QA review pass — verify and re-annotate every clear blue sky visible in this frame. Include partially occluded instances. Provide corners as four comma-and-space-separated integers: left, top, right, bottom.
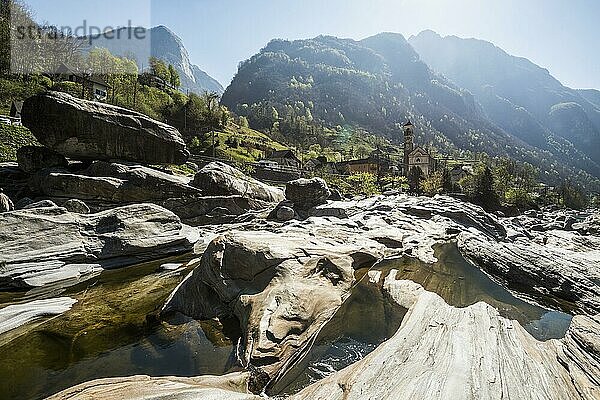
23, 0, 600, 89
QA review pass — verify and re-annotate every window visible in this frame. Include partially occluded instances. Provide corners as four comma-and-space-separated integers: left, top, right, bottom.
416, 158, 421, 163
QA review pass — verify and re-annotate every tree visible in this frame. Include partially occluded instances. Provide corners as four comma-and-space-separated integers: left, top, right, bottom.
441, 168, 453, 193
558, 181, 588, 210
474, 166, 500, 210
149, 57, 170, 81
421, 171, 443, 196
168, 64, 180, 88
408, 166, 424, 193
238, 116, 249, 128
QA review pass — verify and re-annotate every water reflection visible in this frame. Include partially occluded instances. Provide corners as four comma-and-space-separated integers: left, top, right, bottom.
270, 243, 573, 396
380, 243, 573, 341
0, 258, 239, 400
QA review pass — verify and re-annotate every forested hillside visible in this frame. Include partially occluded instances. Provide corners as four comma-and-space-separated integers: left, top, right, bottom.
222, 33, 600, 190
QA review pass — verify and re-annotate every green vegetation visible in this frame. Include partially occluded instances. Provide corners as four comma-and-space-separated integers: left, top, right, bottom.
0, 124, 39, 162
222, 34, 600, 192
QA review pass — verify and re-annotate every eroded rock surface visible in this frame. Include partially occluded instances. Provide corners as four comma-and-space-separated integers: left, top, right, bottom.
163, 229, 385, 389
0, 297, 77, 335
22, 91, 189, 165
0, 204, 198, 288
291, 276, 600, 400
23, 193, 600, 399
30, 161, 200, 203
47, 373, 260, 400
192, 162, 285, 203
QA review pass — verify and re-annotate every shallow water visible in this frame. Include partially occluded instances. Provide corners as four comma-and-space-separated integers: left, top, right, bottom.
0, 257, 240, 400
381, 243, 573, 341
268, 271, 407, 395
270, 243, 574, 395
0, 243, 575, 399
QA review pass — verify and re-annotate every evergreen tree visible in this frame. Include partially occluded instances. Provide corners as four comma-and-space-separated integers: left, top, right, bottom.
168, 64, 180, 88
408, 166, 424, 193
149, 57, 170, 82
474, 166, 500, 210
442, 168, 453, 193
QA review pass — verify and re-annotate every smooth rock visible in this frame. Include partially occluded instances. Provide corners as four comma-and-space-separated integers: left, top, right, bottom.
291, 276, 600, 400
0, 297, 77, 335
22, 199, 57, 209
16, 145, 68, 173
21, 91, 189, 165
0, 204, 198, 288
276, 206, 295, 221
163, 229, 385, 390
47, 373, 261, 400
458, 230, 600, 314
285, 178, 331, 211
63, 199, 90, 214
192, 162, 284, 203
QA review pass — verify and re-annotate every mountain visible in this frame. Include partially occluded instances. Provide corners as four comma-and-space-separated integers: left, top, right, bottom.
409, 30, 600, 169
222, 33, 600, 190
86, 25, 223, 94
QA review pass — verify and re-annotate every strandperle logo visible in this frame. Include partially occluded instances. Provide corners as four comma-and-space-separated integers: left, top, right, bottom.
14, 20, 147, 45
9, 0, 152, 74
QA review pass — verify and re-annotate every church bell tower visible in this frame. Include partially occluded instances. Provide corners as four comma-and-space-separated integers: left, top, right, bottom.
402, 120, 414, 175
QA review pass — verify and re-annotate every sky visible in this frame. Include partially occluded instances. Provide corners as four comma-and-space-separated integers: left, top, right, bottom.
23, 0, 600, 89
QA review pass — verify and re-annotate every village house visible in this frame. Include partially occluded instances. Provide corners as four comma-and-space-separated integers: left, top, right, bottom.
10, 101, 23, 120
266, 149, 302, 169
402, 120, 437, 177
450, 165, 473, 184
54, 63, 111, 101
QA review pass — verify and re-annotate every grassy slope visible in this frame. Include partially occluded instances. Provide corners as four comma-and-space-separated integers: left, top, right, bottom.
0, 124, 40, 162
196, 125, 288, 163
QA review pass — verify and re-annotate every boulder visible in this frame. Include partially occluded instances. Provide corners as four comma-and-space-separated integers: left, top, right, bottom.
16, 146, 68, 173
0, 203, 198, 289
0, 192, 14, 212
63, 199, 90, 214
276, 206, 295, 222
163, 230, 385, 391
28, 161, 276, 224
21, 91, 189, 165
285, 178, 331, 211
158, 196, 273, 225
30, 161, 201, 203
573, 212, 600, 235
192, 162, 284, 203
291, 277, 600, 400
0, 297, 77, 335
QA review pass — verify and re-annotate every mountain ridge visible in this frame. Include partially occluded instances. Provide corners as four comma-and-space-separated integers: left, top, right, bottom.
222, 31, 600, 190
85, 25, 224, 94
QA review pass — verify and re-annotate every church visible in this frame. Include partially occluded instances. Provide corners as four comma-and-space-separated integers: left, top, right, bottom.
402, 121, 437, 177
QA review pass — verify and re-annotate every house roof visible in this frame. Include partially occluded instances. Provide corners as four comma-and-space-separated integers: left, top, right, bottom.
56, 62, 82, 77
11, 101, 23, 113
408, 146, 431, 157
402, 120, 414, 128
88, 75, 111, 88
268, 150, 299, 160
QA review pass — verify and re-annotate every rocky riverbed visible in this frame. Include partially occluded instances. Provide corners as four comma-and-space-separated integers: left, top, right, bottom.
1, 93, 598, 400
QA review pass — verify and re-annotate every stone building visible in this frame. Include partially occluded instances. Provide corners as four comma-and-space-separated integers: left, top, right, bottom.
402, 120, 437, 177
